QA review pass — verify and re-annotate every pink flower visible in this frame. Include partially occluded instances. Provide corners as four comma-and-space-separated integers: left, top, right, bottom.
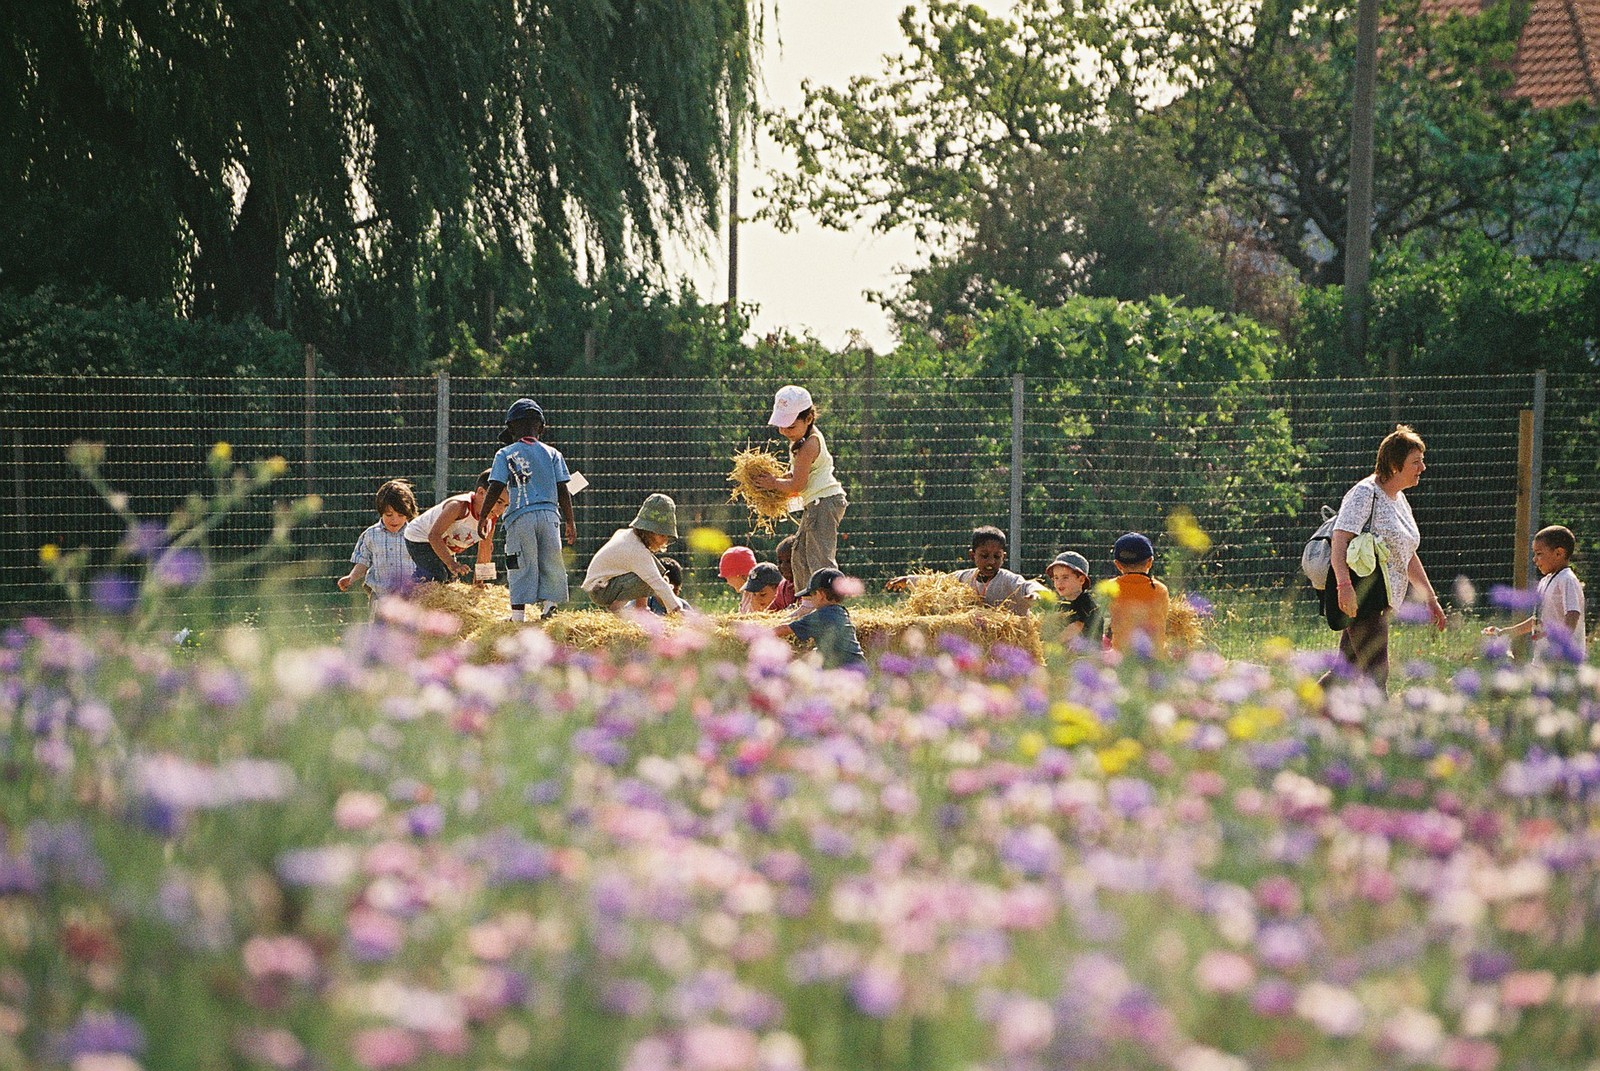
351, 1027, 420, 1070
1500, 970, 1556, 1008
1194, 950, 1256, 996
242, 935, 318, 983
335, 791, 387, 832
681, 1023, 760, 1071
994, 996, 1054, 1056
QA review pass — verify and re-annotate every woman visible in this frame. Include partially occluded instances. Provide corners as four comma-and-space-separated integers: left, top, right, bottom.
1324, 424, 1447, 687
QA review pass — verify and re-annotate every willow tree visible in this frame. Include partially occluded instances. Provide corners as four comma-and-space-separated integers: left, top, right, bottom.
0, 0, 756, 369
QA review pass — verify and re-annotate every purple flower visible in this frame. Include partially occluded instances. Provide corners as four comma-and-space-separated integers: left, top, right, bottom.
1106, 777, 1156, 818
0, 851, 40, 895
1250, 977, 1296, 1017
122, 520, 169, 559
58, 1010, 146, 1059
1184, 593, 1214, 618
25, 820, 105, 889
999, 825, 1062, 877
1394, 601, 1434, 625
848, 964, 903, 1018
89, 571, 140, 615
276, 846, 357, 887
1489, 584, 1540, 613
1465, 948, 1515, 984
151, 547, 206, 587
404, 803, 445, 838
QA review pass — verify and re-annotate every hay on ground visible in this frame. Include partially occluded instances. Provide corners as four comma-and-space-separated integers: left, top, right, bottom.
413, 581, 510, 644
727, 448, 794, 535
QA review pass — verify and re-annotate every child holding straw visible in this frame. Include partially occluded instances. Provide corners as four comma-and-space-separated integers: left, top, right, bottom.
752, 386, 848, 589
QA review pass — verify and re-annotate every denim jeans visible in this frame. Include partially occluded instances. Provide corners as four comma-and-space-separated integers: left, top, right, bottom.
503, 510, 567, 606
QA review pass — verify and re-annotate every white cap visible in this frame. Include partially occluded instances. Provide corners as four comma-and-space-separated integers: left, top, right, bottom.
768, 385, 814, 427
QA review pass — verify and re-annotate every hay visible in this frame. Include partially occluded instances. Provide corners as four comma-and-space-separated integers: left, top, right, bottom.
900, 571, 983, 616
414, 581, 1042, 664
855, 603, 1043, 663
1166, 597, 1208, 652
727, 448, 794, 535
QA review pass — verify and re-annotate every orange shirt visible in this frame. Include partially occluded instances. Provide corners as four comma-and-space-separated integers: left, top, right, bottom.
1106, 571, 1170, 657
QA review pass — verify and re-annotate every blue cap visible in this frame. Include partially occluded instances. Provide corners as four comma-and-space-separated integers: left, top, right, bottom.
742, 562, 784, 593
1113, 532, 1155, 564
1047, 551, 1091, 578
798, 567, 847, 599
505, 398, 544, 424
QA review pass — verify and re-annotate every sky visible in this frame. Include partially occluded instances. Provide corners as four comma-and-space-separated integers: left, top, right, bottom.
673, 0, 1015, 353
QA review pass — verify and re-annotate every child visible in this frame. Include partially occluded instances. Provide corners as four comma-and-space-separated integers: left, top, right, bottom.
752, 386, 848, 590
886, 526, 1039, 616
719, 545, 758, 611
339, 479, 418, 597
647, 557, 691, 616
770, 535, 799, 612
776, 567, 866, 670
1044, 550, 1101, 645
742, 562, 784, 613
582, 494, 683, 615
479, 399, 577, 622
1106, 532, 1169, 657
403, 469, 507, 585
1483, 525, 1586, 660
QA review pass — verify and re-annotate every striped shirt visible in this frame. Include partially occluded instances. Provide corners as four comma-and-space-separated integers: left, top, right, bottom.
351, 522, 413, 596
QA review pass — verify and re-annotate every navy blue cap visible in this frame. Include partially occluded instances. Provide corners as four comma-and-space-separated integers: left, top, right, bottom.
505, 398, 544, 424
798, 567, 847, 598
742, 562, 784, 593
1112, 532, 1155, 564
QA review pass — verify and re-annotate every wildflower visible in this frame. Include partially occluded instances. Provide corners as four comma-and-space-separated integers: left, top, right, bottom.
1488, 584, 1539, 613
1194, 950, 1256, 995
1294, 981, 1364, 1037
1096, 738, 1142, 775
59, 1011, 146, 1060
1017, 730, 1046, 760
1454, 575, 1477, 607
152, 548, 206, 587
848, 963, 904, 1018
39, 543, 61, 565
351, 1026, 419, 1070
1261, 635, 1294, 661
1049, 702, 1105, 747
1167, 508, 1212, 553
1095, 578, 1120, 600
1395, 601, 1435, 625
687, 527, 733, 555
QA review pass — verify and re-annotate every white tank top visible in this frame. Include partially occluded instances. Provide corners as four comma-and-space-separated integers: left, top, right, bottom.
403, 493, 492, 553
799, 428, 845, 506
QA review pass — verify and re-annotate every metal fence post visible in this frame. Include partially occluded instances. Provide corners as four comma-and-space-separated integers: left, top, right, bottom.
435, 372, 451, 503
303, 344, 316, 496
1530, 368, 1546, 540
1010, 373, 1023, 567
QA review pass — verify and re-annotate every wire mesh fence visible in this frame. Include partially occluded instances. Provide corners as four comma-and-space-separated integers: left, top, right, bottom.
2, 372, 1590, 624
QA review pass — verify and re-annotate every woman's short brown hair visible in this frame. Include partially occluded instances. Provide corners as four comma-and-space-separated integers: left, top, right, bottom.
1375, 424, 1426, 482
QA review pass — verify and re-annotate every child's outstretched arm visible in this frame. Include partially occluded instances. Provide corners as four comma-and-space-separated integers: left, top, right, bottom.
1484, 615, 1536, 638
430, 499, 473, 579
338, 563, 370, 592
478, 481, 507, 540
558, 482, 576, 545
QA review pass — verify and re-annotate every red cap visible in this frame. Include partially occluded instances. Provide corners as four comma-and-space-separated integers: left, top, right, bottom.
718, 546, 758, 579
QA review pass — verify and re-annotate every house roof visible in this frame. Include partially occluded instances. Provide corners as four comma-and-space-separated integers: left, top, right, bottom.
1419, 0, 1600, 107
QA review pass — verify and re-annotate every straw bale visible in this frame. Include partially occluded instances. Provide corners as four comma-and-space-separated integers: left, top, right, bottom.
901, 571, 983, 616
727, 449, 794, 535
854, 603, 1042, 663
413, 582, 510, 644
542, 610, 650, 650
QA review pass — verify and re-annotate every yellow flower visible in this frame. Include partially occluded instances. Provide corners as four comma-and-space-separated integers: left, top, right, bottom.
1095, 578, 1120, 600
1096, 737, 1142, 775
1035, 587, 1059, 605
1296, 679, 1325, 708
1261, 635, 1294, 661
210, 441, 233, 462
39, 543, 61, 565
1427, 754, 1458, 780
1018, 730, 1046, 760
1167, 508, 1212, 553
1166, 719, 1198, 744
687, 527, 733, 555
259, 455, 289, 478
1226, 712, 1260, 741
1048, 702, 1105, 747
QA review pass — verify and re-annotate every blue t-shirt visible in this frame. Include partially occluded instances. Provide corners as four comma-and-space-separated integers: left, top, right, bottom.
489, 438, 570, 522
788, 603, 867, 669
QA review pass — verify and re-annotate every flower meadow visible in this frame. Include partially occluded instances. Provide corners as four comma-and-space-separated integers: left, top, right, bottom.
4, 600, 1600, 1071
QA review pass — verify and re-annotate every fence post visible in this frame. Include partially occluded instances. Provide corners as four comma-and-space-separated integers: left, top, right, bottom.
435, 372, 451, 503
1529, 369, 1546, 544
1010, 373, 1023, 567
1515, 411, 1533, 594
303, 344, 316, 496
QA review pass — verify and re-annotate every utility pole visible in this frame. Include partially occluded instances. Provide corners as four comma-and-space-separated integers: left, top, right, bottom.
1344, 0, 1380, 364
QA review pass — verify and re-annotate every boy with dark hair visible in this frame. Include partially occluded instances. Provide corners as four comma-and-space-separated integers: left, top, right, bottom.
887, 525, 1039, 616
1106, 532, 1169, 657
776, 567, 866, 669
403, 469, 506, 585
340, 479, 419, 596
480, 398, 576, 621
1484, 524, 1585, 660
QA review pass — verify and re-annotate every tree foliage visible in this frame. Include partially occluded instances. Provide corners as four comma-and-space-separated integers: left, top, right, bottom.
1145, 0, 1599, 281
0, 0, 757, 370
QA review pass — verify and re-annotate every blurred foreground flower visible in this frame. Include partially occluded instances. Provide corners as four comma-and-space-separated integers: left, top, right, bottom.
687, 527, 733, 555
1167, 508, 1212, 553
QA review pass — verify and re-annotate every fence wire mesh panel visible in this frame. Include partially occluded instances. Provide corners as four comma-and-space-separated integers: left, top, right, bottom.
1, 373, 1591, 624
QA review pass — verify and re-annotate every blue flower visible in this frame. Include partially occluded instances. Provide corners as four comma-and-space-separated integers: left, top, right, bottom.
89, 571, 140, 614
152, 547, 206, 587
1489, 584, 1539, 613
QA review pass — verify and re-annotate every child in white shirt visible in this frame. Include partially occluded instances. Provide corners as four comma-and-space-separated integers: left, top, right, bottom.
1483, 525, 1586, 660
581, 494, 682, 614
